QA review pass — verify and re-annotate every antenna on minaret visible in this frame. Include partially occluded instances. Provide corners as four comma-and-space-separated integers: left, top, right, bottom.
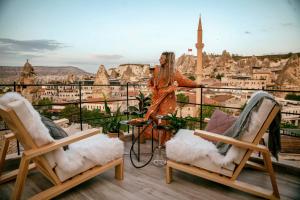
198, 14, 202, 30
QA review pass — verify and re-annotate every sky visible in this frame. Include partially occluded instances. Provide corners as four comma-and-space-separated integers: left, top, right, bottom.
0, 0, 300, 73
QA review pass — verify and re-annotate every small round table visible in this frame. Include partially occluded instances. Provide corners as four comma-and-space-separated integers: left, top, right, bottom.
120, 119, 153, 168
152, 115, 172, 167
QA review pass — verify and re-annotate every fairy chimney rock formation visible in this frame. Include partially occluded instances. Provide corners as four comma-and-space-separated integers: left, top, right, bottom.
66, 74, 76, 83
121, 66, 138, 82
92, 65, 111, 99
110, 68, 119, 79
18, 60, 38, 102
19, 59, 37, 85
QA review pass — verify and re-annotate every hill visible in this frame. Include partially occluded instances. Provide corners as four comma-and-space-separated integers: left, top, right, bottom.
0, 66, 93, 84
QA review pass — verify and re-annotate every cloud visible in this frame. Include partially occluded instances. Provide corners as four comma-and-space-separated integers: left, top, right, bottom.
244, 31, 251, 34
287, 0, 300, 12
92, 54, 123, 60
0, 38, 67, 56
281, 22, 294, 27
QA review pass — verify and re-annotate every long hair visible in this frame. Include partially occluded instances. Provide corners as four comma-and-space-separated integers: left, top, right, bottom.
157, 51, 175, 88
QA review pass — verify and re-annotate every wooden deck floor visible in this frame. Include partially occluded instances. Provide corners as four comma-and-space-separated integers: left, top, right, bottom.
0, 141, 300, 200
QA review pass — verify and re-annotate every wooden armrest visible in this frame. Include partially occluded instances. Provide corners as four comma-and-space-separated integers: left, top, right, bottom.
194, 129, 269, 153
24, 128, 100, 159
53, 118, 69, 126
4, 132, 16, 140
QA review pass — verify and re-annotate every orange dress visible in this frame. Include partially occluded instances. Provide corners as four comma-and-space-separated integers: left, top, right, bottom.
141, 66, 197, 144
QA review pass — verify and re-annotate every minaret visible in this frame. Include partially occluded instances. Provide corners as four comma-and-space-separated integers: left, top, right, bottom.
195, 16, 204, 84
195, 16, 204, 117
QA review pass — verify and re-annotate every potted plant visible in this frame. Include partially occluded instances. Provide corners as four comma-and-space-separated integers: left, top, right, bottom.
163, 111, 187, 134
102, 99, 123, 140
128, 91, 151, 117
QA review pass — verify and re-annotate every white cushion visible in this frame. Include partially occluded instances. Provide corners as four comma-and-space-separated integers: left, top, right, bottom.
55, 156, 96, 182
6, 99, 57, 168
7, 100, 54, 146
54, 134, 124, 182
166, 129, 235, 177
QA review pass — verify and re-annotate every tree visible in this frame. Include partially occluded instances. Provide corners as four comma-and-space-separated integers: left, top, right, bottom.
216, 73, 224, 80
37, 98, 53, 118
60, 104, 80, 123
281, 122, 297, 129
285, 93, 300, 101
176, 93, 189, 117
188, 75, 196, 81
82, 108, 104, 127
60, 104, 106, 127
200, 105, 215, 119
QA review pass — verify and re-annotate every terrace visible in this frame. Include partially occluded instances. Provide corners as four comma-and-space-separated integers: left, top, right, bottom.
0, 83, 300, 199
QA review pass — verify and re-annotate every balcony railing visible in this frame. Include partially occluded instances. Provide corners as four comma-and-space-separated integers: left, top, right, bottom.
1, 82, 300, 155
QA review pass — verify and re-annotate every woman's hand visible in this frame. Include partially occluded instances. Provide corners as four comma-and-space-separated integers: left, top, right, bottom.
195, 83, 204, 88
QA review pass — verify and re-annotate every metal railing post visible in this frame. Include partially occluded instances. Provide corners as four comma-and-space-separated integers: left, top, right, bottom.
126, 82, 129, 132
200, 85, 203, 130
79, 82, 83, 131
126, 82, 129, 118
13, 81, 20, 155
13, 81, 16, 92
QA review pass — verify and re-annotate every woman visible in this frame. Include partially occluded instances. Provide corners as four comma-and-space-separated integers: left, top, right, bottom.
130, 52, 199, 143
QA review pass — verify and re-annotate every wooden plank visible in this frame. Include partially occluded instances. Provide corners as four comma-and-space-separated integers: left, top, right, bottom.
29, 158, 123, 200
4, 132, 16, 140
166, 164, 172, 184
115, 158, 124, 180
0, 138, 10, 175
263, 152, 280, 198
11, 155, 30, 200
194, 130, 269, 153
281, 135, 300, 153
34, 157, 61, 185
0, 163, 36, 184
167, 160, 277, 199
24, 128, 100, 159
245, 161, 266, 171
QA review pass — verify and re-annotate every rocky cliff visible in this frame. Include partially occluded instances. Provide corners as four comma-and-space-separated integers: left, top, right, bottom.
176, 54, 197, 75
276, 54, 300, 87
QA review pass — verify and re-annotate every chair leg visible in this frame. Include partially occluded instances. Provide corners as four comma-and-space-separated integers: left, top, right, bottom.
166, 163, 173, 184
0, 137, 10, 176
263, 152, 280, 199
115, 159, 124, 180
12, 155, 30, 200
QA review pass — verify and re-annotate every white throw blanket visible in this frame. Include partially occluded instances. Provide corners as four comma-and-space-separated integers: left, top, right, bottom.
166, 129, 239, 167
0, 92, 124, 174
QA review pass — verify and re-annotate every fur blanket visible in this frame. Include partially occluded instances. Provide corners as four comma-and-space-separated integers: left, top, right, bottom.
0, 92, 124, 174
166, 129, 239, 167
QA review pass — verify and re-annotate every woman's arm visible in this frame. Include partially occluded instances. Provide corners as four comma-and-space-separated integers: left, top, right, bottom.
174, 70, 199, 88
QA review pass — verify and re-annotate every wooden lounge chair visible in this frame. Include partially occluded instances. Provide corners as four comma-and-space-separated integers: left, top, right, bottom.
166, 97, 280, 199
0, 99, 124, 200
